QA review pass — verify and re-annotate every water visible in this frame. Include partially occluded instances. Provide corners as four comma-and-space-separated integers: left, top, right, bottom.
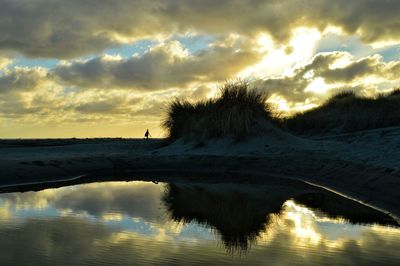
0, 179, 399, 265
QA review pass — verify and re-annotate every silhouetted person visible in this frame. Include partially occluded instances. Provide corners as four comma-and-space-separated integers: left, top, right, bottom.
144, 129, 151, 140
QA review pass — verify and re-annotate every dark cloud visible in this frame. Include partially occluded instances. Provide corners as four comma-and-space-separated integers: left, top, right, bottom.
0, 94, 42, 116
0, 67, 49, 94
74, 97, 141, 114
75, 100, 124, 114
258, 77, 310, 101
0, 0, 164, 58
316, 56, 381, 83
54, 40, 263, 90
0, 0, 400, 58
307, 54, 400, 83
132, 103, 166, 117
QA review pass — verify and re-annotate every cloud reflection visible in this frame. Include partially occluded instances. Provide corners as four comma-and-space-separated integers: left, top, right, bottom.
0, 181, 399, 265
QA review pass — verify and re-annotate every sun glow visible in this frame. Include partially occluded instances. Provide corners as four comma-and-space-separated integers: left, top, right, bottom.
304, 77, 331, 94
267, 94, 291, 112
290, 27, 321, 55
239, 28, 322, 78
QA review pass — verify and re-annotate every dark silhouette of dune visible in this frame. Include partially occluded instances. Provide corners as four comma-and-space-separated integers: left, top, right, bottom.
163, 81, 400, 142
282, 89, 400, 135
163, 81, 273, 142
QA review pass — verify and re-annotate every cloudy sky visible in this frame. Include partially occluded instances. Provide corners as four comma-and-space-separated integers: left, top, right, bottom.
1, 0, 400, 138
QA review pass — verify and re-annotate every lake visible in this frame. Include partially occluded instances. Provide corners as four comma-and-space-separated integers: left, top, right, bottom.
0, 179, 399, 265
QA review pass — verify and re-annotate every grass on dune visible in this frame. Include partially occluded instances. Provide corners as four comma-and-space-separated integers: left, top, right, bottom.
162, 81, 272, 141
162, 80, 400, 140
281, 89, 400, 135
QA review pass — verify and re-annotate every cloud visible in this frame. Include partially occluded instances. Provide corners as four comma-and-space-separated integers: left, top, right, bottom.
0, 66, 57, 117
0, 67, 49, 94
0, 56, 12, 71
75, 100, 125, 114
0, 0, 165, 58
164, 0, 400, 45
75, 97, 142, 114
1, 50, 400, 124
304, 53, 400, 83
6, 56, 216, 126
317, 56, 381, 83
131, 104, 165, 118
54, 40, 263, 90
1, 48, 400, 125
0, 95, 41, 116
1, 0, 400, 58
187, 85, 211, 100
258, 51, 400, 104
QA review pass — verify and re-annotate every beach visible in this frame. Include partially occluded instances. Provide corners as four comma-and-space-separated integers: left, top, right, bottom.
1, 126, 400, 220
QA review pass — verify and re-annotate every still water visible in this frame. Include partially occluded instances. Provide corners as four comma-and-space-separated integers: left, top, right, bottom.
0, 180, 399, 265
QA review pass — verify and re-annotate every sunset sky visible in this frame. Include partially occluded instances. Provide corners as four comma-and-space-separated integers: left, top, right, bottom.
1, 0, 400, 138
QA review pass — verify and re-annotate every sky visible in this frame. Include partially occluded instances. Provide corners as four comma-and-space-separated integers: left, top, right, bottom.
1, 0, 400, 138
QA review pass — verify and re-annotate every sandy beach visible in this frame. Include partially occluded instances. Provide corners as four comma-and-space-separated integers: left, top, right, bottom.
1, 126, 400, 219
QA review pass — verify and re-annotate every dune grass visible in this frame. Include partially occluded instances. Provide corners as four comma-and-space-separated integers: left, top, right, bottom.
281, 89, 400, 135
163, 80, 400, 140
162, 81, 272, 141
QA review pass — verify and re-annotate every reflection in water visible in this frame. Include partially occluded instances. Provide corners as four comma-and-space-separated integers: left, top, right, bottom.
162, 183, 398, 253
0, 180, 399, 265
163, 183, 280, 252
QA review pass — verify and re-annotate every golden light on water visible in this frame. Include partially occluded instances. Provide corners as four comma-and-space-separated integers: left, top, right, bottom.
0, 181, 399, 264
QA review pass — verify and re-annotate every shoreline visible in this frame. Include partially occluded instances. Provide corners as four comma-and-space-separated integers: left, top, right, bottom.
1, 128, 400, 222
0, 160, 399, 226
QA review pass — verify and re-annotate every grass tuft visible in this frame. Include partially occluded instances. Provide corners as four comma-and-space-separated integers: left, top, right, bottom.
162, 81, 272, 141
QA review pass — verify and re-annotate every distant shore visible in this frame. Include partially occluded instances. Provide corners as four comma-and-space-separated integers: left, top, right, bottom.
1, 126, 400, 220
